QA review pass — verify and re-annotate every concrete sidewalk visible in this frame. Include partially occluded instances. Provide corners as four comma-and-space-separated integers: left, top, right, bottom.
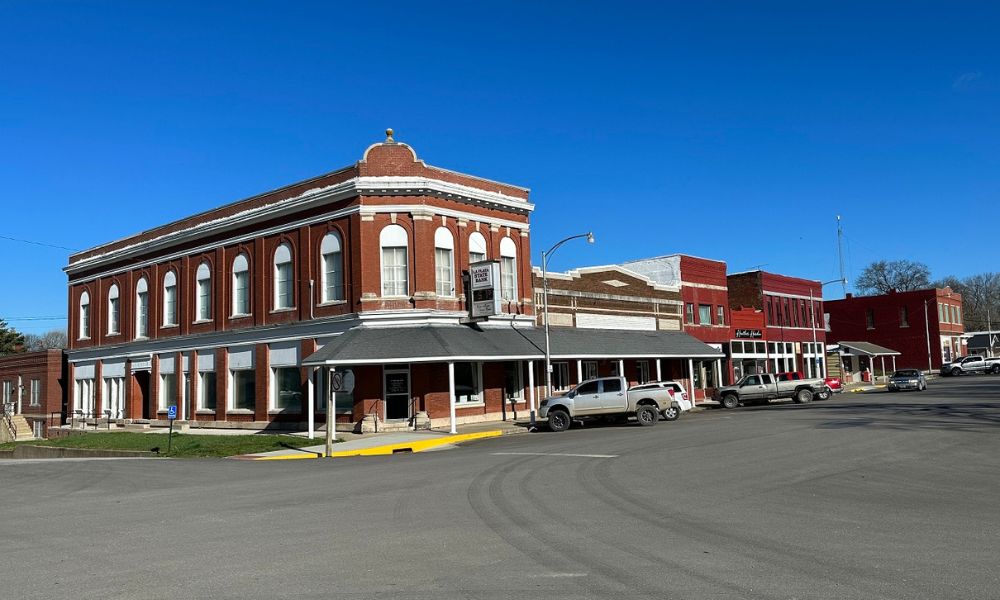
234, 418, 532, 460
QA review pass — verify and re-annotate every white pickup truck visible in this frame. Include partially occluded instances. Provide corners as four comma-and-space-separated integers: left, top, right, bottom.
538, 376, 692, 432
940, 355, 1000, 376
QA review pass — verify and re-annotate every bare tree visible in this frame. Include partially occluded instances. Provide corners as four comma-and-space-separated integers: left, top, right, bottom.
854, 260, 931, 295
22, 329, 68, 351
951, 273, 1000, 331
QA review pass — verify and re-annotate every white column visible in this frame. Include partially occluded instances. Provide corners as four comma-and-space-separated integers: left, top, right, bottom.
881, 356, 886, 382
16, 375, 22, 414
687, 358, 695, 403
892, 356, 896, 373
448, 361, 457, 434
307, 367, 315, 440
655, 359, 662, 381
576, 359, 583, 382
527, 360, 536, 425
715, 359, 722, 387
618, 359, 625, 380
179, 371, 187, 421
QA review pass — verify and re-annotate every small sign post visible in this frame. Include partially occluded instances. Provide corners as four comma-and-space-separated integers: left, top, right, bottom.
166, 405, 177, 454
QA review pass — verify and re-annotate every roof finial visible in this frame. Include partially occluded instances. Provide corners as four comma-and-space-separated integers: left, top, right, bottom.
385, 128, 394, 143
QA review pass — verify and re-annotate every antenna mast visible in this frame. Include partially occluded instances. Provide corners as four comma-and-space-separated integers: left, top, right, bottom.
837, 215, 847, 295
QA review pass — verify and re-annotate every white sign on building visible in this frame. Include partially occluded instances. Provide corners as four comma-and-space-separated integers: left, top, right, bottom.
469, 260, 502, 319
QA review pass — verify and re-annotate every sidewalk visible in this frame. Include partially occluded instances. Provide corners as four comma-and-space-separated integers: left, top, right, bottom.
234, 418, 532, 460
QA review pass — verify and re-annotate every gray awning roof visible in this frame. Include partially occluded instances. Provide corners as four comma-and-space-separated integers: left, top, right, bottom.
967, 333, 999, 350
838, 341, 901, 356
302, 325, 724, 366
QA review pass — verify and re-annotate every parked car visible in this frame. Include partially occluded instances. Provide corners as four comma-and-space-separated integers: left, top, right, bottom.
629, 380, 692, 420
940, 355, 1000, 376
777, 372, 832, 400
713, 373, 827, 409
824, 376, 843, 393
538, 376, 686, 431
887, 369, 927, 392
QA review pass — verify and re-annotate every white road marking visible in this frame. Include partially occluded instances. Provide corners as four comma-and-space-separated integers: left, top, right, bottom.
491, 452, 618, 458
524, 573, 589, 578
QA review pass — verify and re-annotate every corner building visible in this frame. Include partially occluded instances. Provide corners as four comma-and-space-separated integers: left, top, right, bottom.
65, 132, 537, 431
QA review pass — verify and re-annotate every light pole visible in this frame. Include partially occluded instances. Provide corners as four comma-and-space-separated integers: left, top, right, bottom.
541, 232, 595, 420
810, 278, 846, 379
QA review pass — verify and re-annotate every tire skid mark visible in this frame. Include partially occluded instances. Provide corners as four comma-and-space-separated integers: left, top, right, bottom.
518, 457, 763, 600
466, 455, 628, 598
582, 456, 898, 600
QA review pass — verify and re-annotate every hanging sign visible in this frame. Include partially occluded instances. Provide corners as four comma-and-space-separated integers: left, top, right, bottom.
734, 329, 763, 339
469, 261, 502, 319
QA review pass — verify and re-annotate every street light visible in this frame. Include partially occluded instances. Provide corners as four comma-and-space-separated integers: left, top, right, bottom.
540, 232, 595, 422
810, 278, 846, 379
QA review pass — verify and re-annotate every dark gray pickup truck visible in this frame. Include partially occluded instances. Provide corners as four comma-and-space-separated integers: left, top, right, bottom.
712, 373, 827, 409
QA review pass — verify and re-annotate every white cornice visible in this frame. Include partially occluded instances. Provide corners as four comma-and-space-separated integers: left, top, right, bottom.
67, 176, 534, 275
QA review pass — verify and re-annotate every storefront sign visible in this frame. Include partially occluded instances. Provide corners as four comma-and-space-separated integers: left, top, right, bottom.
734, 329, 763, 339
469, 261, 502, 319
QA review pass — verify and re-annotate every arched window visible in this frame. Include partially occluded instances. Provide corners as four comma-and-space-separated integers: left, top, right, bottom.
434, 227, 455, 297
79, 290, 90, 339
163, 271, 177, 326
469, 231, 487, 265
196, 262, 212, 321
136, 278, 149, 338
320, 233, 344, 303
107, 284, 120, 335
273, 243, 294, 310
499, 237, 517, 302
380, 225, 408, 297
232, 254, 250, 316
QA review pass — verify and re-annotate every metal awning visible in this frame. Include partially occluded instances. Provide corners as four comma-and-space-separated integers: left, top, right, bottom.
302, 324, 724, 366
837, 341, 901, 357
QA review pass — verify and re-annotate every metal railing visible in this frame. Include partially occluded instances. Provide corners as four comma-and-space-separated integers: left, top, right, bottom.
2, 413, 15, 441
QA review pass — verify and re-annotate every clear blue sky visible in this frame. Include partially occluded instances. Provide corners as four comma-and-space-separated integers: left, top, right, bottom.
2, 2, 997, 334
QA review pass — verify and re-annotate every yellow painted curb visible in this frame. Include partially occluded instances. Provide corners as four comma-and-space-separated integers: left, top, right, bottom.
251, 430, 503, 461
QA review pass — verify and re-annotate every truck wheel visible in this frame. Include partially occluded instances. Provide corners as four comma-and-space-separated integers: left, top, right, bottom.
635, 405, 658, 426
817, 387, 831, 401
721, 394, 739, 409
951, 367, 961, 376
662, 406, 680, 421
795, 389, 814, 403
548, 409, 571, 432
992, 365, 1000, 375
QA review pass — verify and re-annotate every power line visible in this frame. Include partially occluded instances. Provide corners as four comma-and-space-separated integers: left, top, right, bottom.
1, 316, 67, 321
0, 234, 78, 251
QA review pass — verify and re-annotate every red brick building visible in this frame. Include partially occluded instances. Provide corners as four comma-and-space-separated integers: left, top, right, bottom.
825, 287, 965, 373
726, 270, 827, 380
0, 350, 66, 438
66, 131, 537, 432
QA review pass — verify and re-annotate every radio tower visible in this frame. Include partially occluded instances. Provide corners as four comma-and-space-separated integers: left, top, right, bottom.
837, 215, 847, 296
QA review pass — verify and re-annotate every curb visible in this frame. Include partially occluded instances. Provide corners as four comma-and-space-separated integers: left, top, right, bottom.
243, 430, 504, 461
848, 385, 886, 393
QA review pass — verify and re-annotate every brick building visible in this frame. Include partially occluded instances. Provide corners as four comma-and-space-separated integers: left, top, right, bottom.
825, 287, 965, 373
726, 270, 827, 380
0, 350, 66, 438
65, 131, 721, 432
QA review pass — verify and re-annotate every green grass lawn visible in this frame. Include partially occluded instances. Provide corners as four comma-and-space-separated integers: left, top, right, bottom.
1, 432, 328, 458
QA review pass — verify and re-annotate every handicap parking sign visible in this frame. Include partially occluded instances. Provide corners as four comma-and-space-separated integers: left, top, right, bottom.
167, 405, 177, 420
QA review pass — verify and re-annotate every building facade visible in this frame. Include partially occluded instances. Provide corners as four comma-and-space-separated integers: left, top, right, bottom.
0, 350, 66, 438
726, 270, 827, 380
65, 132, 537, 431
825, 287, 965, 372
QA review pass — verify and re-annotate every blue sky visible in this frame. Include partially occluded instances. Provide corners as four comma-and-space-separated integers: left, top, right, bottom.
2, 1, 997, 334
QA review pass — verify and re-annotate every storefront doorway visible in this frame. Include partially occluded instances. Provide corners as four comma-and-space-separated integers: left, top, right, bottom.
383, 367, 410, 421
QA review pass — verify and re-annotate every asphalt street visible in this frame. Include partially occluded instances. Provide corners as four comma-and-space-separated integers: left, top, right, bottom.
2, 376, 999, 600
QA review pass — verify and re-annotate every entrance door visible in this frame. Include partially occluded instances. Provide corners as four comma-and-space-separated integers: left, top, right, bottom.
383, 367, 410, 421
134, 371, 150, 419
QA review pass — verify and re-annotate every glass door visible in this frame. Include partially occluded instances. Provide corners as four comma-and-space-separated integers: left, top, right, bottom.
383, 367, 410, 421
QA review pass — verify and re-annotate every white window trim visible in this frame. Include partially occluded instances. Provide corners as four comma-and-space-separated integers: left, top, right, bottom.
78, 291, 90, 340
552, 362, 571, 391
499, 237, 517, 301
196, 262, 212, 323
135, 278, 149, 339
232, 254, 251, 317
379, 225, 409, 298
469, 231, 488, 264
29, 379, 41, 407
162, 271, 178, 327
320, 232, 345, 304
107, 285, 120, 335
273, 244, 294, 310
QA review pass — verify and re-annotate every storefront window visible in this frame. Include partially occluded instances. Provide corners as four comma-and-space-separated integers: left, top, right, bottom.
232, 369, 255, 411
273, 367, 302, 411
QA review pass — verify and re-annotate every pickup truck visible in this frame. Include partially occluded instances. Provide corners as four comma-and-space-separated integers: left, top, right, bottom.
538, 376, 689, 432
940, 355, 1000, 376
712, 373, 827, 409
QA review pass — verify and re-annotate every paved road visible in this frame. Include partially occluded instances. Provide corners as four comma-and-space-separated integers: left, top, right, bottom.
3, 377, 999, 599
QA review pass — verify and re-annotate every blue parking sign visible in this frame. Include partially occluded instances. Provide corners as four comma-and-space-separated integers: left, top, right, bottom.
167, 405, 177, 420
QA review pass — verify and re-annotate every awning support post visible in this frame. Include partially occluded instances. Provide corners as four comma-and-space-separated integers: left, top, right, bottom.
881, 356, 886, 383
576, 359, 583, 383
527, 360, 536, 426
307, 367, 315, 440
655, 359, 662, 381
687, 358, 695, 404
448, 361, 457, 434
618, 359, 625, 380
892, 356, 896, 373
